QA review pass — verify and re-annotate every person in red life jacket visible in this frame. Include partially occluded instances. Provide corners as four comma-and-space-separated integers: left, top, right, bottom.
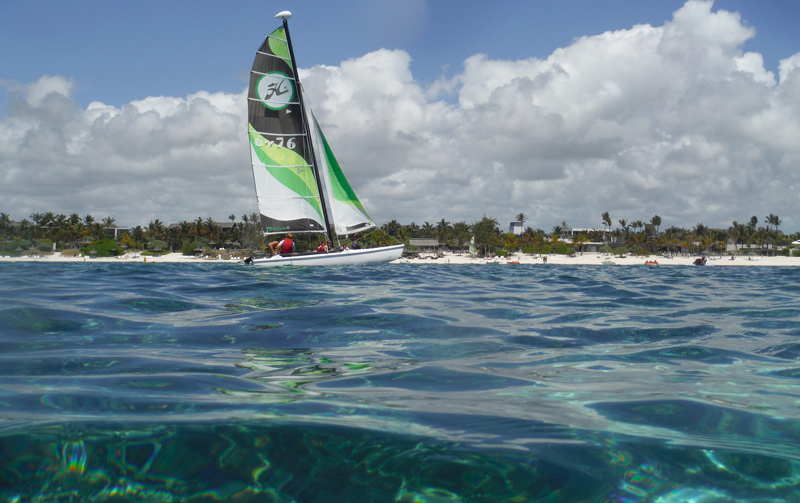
269, 233, 295, 255
315, 241, 330, 253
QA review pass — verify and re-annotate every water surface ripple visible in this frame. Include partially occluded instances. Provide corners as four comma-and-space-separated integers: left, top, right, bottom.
1, 263, 800, 501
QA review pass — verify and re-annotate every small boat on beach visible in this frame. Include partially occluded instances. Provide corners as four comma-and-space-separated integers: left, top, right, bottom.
246, 11, 403, 266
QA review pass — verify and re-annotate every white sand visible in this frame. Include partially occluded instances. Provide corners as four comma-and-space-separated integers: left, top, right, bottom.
394, 252, 799, 266
1, 251, 798, 266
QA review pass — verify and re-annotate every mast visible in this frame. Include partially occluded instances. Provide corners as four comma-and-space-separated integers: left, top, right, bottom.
277, 12, 334, 244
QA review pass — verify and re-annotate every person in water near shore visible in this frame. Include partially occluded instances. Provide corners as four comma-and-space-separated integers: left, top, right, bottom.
269, 233, 295, 255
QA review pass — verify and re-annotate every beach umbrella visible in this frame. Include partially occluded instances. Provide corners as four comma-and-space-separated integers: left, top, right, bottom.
89, 249, 97, 256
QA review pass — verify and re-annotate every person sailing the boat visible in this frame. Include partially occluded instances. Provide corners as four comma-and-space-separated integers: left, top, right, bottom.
269, 233, 296, 255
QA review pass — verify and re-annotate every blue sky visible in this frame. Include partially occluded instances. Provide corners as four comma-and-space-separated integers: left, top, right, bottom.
2, 0, 800, 231
2, 0, 798, 108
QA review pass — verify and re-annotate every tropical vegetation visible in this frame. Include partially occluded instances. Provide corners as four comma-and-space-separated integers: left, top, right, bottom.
1, 210, 798, 258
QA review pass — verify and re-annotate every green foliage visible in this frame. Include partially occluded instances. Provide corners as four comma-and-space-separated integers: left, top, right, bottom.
472, 216, 502, 255
522, 246, 533, 254
147, 239, 168, 251
181, 240, 195, 256
792, 249, 800, 257
615, 247, 629, 256
599, 246, 613, 254
37, 239, 53, 251
1, 239, 32, 256
494, 249, 509, 258
182, 239, 210, 256
553, 243, 575, 255
81, 238, 122, 258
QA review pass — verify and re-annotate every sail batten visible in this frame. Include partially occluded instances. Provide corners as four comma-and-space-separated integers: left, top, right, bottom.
253, 53, 291, 63
249, 132, 307, 138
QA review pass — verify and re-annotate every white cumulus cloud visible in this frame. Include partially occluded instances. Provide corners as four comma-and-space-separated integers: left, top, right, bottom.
1, 0, 798, 232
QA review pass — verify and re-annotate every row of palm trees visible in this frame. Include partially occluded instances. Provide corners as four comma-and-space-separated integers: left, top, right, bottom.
380, 212, 798, 257
0, 212, 266, 254
2, 210, 797, 257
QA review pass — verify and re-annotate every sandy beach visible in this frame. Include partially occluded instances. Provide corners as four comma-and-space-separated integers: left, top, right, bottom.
1, 251, 798, 266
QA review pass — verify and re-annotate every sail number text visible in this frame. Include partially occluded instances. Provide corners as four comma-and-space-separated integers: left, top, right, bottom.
255, 136, 296, 150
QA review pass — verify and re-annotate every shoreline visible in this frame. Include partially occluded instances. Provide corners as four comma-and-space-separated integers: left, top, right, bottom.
0, 251, 798, 266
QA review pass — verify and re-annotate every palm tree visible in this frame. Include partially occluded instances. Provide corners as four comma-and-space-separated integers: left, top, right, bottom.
436, 218, 451, 246
516, 213, 527, 226
131, 226, 145, 254
765, 214, 782, 255
601, 212, 611, 245
701, 236, 714, 254
381, 219, 401, 237
693, 223, 708, 238
572, 234, 588, 255
0, 213, 10, 234
472, 216, 501, 256
618, 219, 629, 242
452, 221, 471, 252
101, 217, 116, 239
421, 222, 435, 238
91, 222, 104, 241
650, 215, 661, 236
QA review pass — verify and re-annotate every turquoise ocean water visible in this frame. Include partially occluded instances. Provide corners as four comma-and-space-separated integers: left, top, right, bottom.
1, 262, 800, 501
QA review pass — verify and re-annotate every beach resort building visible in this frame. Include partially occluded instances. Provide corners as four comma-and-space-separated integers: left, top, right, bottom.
509, 221, 523, 235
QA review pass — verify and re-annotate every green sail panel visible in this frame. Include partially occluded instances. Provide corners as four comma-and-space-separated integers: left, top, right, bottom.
267, 27, 292, 70
307, 109, 374, 236
248, 24, 326, 234
320, 130, 370, 216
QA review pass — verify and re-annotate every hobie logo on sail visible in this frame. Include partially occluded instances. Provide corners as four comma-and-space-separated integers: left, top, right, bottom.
257, 72, 295, 110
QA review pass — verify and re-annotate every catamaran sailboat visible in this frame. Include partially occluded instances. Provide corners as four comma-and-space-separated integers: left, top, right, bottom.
247, 11, 403, 266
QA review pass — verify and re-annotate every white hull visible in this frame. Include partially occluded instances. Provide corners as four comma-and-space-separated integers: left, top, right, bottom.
250, 244, 404, 267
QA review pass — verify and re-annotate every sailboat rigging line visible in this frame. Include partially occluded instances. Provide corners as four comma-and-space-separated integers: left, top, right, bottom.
281, 18, 334, 244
